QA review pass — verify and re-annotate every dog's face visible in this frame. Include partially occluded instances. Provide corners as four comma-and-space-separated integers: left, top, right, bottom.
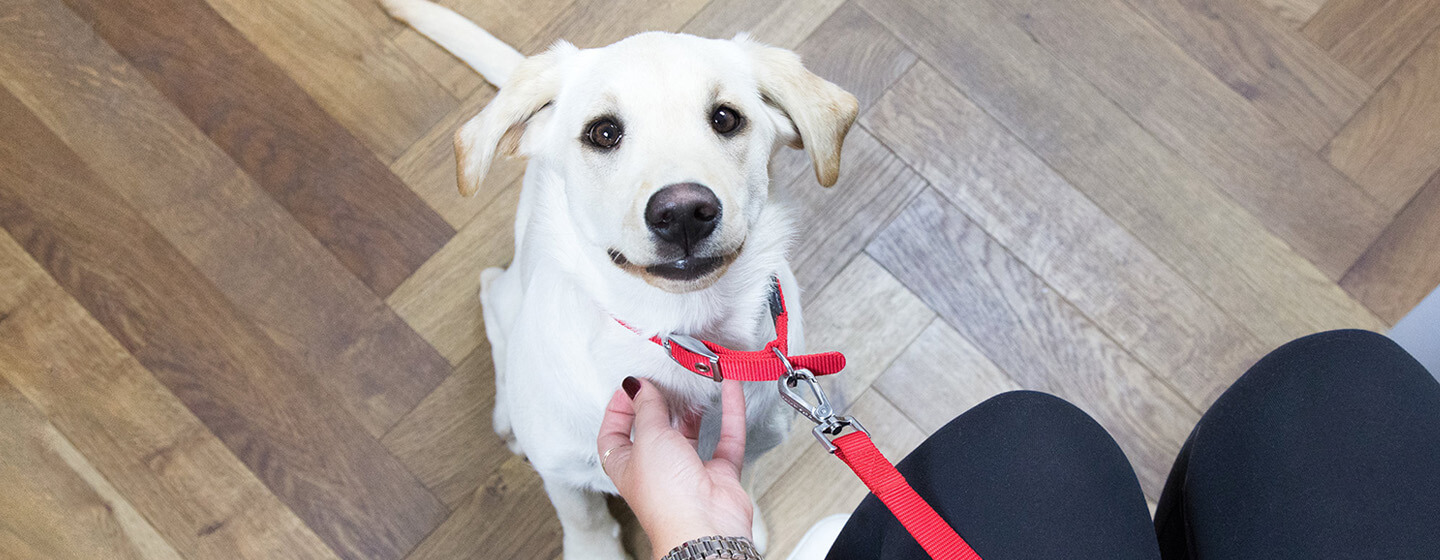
455, 33, 858, 292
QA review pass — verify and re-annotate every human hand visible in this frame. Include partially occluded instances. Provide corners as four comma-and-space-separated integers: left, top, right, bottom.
598, 376, 753, 558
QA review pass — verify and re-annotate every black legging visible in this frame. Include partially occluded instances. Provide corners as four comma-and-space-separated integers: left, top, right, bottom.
826, 330, 1440, 559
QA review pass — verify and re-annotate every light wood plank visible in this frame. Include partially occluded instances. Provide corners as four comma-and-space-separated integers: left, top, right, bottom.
983, 0, 1388, 278
1325, 29, 1440, 213
873, 321, 1022, 433
388, 180, 522, 364
867, 189, 1199, 496
0, 86, 446, 560
382, 344, 507, 508
759, 389, 927, 559
1254, 0, 1326, 27
1342, 170, 1440, 324
864, 64, 1268, 407
203, 0, 457, 160
0, 235, 338, 560
1304, 0, 1440, 86
859, 0, 1386, 345
390, 86, 528, 228
387, 0, 572, 96
0, 378, 183, 560
682, 0, 846, 47
404, 455, 562, 560
64, 0, 456, 297
747, 255, 935, 498
521, 0, 712, 51
1123, 0, 1371, 149
0, 0, 451, 439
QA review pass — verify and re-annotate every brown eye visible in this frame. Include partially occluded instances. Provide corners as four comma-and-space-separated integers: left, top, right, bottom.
585, 118, 623, 149
710, 105, 743, 135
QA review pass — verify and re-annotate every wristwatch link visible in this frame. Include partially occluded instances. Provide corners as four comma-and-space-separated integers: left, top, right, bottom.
660, 535, 763, 560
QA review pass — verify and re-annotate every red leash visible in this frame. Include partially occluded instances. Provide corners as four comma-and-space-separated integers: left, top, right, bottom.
621, 278, 984, 560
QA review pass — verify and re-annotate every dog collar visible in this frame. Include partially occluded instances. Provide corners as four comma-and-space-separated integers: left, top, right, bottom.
617, 277, 846, 382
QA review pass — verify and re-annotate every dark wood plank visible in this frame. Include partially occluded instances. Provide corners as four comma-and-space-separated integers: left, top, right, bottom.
0, 0, 450, 438
1123, 0, 1371, 149
404, 456, 562, 560
1303, 0, 1440, 86
0, 87, 446, 560
1342, 170, 1440, 324
864, 64, 1269, 407
0, 377, 182, 560
0, 234, 339, 560
858, 0, 1386, 345
866, 189, 1199, 496
64, 0, 454, 297
1325, 29, 1440, 212
982, 0, 1388, 279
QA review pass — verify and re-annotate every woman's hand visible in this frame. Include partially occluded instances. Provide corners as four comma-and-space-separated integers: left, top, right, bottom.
597, 376, 754, 558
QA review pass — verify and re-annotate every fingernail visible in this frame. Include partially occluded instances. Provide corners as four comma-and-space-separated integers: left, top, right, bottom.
622, 376, 640, 399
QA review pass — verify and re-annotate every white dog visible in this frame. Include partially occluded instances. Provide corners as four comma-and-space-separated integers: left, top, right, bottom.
383, 2, 859, 557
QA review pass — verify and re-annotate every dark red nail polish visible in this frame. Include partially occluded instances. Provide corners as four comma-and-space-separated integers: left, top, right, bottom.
622, 376, 640, 399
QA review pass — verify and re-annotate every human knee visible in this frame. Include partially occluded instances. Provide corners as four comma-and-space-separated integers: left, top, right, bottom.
1250, 329, 1429, 395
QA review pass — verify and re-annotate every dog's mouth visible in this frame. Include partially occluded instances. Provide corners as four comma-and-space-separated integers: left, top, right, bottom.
607, 247, 741, 291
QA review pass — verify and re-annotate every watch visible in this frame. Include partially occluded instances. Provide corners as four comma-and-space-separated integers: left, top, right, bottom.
659, 536, 763, 560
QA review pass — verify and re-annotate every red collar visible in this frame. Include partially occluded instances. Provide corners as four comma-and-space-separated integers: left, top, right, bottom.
617, 277, 846, 382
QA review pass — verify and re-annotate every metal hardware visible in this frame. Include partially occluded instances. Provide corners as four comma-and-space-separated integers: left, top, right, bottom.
773, 348, 869, 453
664, 334, 723, 382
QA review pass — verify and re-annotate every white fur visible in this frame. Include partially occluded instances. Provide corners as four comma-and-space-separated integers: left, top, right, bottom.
383, 2, 858, 558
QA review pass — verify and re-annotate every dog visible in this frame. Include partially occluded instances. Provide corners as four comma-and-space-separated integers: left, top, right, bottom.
382, 1, 859, 557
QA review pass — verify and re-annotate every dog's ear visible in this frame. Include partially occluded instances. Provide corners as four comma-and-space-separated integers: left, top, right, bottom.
454, 41, 575, 197
739, 38, 859, 187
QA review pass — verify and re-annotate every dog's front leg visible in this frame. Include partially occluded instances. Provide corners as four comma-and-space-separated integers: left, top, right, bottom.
544, 478, 628, 559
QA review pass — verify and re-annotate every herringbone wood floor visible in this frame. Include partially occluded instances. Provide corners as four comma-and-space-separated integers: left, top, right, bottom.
2, 0, 1438, 558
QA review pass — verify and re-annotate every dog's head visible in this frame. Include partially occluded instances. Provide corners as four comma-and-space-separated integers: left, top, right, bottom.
455, 33, 858, 292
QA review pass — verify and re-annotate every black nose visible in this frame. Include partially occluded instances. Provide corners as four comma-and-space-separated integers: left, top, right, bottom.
645, 183, 721, 251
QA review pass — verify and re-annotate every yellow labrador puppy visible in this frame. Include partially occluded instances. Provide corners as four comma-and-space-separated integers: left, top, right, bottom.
383, 2, 858, 557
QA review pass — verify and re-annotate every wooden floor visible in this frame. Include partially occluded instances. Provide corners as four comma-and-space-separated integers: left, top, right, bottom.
2, 0, 1437, 558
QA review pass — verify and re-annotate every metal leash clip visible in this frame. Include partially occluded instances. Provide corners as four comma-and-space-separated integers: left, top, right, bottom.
774, 348, 868, 453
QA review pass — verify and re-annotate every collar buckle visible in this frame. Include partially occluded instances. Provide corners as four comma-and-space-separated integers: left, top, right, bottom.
664, 334, 723, 382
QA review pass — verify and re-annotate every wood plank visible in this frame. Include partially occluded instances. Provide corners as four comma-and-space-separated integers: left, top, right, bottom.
1254, 0, 1326, 27
0, 88, 446, 560
382, 344, 507, 508
867, 189, 1199, 496
388, 0, 573, 95
982, 0, 1388, 279
682, 0, 846, 47
0, 235, 337, 560
390, 86, 528, 228
759, 389, 927, 558
779, 128, 928, 294
64, 0, 456, 297
521, 0, 712, 51
1123, 0, 1371, 149
0, 0, 450, 438
874, 321, 1022, 433
404, 455, 562, 560
201, 0, 458, 160
1342, 170, 1440, 324
790, 3, 919, 115
859, 0, 1386, 345
748, 255, 935, 498
864, 64, 1268, 408
1325, 29, 1440, 212
0, 378, 182, 560
1304, 0, 1440, 86
388, 180, 522, 364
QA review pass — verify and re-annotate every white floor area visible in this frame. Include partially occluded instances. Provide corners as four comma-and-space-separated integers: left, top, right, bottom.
1390, 286, 1440, 381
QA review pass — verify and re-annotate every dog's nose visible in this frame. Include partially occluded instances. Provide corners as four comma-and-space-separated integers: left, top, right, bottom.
645, 183, 721, 250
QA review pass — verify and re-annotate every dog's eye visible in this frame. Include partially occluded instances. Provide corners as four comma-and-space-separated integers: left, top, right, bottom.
710, 105, 743, 135
584, 118, 623, 149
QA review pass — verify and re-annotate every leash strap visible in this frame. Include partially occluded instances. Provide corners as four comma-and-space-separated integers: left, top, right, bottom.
832, 432, 982, 560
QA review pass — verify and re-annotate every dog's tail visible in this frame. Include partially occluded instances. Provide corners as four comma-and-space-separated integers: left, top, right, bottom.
380, 0, 524, 87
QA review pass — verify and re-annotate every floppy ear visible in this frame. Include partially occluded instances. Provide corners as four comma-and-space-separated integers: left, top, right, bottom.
454, 41, 575, 197
740, 39, 860, 187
